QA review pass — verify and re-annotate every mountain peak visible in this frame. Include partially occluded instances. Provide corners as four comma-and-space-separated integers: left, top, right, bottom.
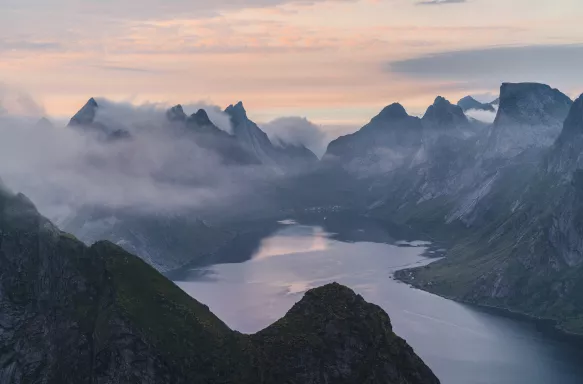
422, 96, 467, 126
457, 95, 496, 112
69, 97, 99, 126
259, 281, 440, 383
433, 96, 447, 104
166, 104, 187, 122
225, 101, 248, 123
87, 97, 98, 107
374, 102, 409, 121
192, 108, 213, 126
495, 82, 572, 126
35, 117, 54, 129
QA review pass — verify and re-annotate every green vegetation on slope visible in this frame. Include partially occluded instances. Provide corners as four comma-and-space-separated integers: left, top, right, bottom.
0, 188, 440, 384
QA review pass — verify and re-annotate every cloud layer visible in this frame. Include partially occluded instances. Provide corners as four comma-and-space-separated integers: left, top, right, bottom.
388, 45, 583, 91
260, 117, 328, 157
0, 98, 276, 224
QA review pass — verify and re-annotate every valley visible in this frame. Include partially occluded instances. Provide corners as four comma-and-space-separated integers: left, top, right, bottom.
171, 216, 583, 384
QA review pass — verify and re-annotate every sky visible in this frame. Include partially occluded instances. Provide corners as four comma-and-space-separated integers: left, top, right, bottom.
1, 0, 583, 128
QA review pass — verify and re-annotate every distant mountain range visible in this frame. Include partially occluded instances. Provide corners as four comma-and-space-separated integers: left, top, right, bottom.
69, 97, 317, 169
321, 82, 583, 336
15, 81, 583, 339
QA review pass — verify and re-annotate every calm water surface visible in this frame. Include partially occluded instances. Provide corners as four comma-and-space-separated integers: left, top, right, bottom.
174, 220, 583, 384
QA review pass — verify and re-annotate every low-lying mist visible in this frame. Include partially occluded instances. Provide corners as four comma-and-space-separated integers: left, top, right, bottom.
465, 106, 499, 123
0, 99, 282, 225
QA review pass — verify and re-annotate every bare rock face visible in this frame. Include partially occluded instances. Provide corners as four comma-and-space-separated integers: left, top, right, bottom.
225, 101, 318, 171
397, 93, 583, 336
485, 82, 572, 158
0, 188, 440, 384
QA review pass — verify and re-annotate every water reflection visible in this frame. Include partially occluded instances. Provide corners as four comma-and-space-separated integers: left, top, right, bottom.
174, 220, 583, 384
253, 226, 330, 260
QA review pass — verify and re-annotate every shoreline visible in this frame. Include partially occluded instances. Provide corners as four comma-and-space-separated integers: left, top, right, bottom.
393, 271, 583, 349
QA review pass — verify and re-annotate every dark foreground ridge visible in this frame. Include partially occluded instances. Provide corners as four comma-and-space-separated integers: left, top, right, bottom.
0, 189, 439, 384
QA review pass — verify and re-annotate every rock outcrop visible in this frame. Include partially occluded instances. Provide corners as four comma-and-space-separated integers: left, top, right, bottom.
485, 83, 572, 158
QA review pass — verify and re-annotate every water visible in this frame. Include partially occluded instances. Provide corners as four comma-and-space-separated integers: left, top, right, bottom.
173, 220, 583, 384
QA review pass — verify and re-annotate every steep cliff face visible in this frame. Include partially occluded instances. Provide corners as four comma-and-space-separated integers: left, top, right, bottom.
68, 98, 131, 140
397, 94, 583, 335
485, 83, 572, 158
225, 101, 318, 172
0, 188, 440, 384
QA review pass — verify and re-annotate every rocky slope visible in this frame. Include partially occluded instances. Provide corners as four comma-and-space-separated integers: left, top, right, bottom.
0, 187, 439, 384
396, 94, 583, 335
225, 101, 318, 171
310, 83, 583, 336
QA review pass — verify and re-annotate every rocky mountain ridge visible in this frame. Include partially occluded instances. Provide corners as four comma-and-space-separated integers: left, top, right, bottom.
21, 82, 583, 340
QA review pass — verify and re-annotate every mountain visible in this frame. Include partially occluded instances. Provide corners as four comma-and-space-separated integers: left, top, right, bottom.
225, 101, 318, 171
484, 82, 572, 158
423, 96, 470, 128
35, 117, 55, 129
0, 187, 439, 384
363, 83, 574, 231
58, 99, 319, 272
68, 98, 131, 140
396, 93, 583, 336
176, 104, 263, 166
421, 96, 478, 142
457, 96, 496, 112
324, 103, 424, 175
69, 97, 99, 126
549, 93, 583, 173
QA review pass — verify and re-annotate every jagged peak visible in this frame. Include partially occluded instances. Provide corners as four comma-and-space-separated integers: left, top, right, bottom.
191, 109, 213, 126
422, 95, 467, 124
433, 96, 449, 105
225, 101, 248, 123
166, 104, 187, 122
86, 97, 99, 108
373, 102, 409, 121
69, 97, 100, 126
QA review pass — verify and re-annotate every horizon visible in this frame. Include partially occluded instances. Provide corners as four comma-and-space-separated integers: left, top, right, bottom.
1, 0, 582, 129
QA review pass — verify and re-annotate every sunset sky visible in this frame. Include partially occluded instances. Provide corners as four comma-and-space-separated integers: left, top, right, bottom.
1, 0, 582, 127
